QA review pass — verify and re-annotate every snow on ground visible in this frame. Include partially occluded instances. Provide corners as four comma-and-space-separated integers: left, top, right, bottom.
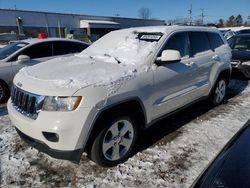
0, 80, 250, 187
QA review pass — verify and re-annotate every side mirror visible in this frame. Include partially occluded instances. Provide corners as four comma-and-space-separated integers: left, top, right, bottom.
156, 50, 181, 65
17, 55, 30, 63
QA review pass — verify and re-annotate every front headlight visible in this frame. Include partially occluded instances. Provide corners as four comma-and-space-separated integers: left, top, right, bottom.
42, 96, 82, 111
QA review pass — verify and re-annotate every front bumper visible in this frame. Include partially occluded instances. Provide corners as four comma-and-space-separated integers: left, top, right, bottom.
7, 99, 95, 151
16, 127, 82, 163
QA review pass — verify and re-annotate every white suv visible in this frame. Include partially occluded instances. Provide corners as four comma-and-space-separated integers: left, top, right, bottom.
8, 26, 231, 166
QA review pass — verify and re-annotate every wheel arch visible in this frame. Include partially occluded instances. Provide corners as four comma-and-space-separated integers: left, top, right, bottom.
210, 68, 231, 94
0, 78, 11, 102
0, 78, 10, 88
217, 68, 231, 85
84, 97, 147, 152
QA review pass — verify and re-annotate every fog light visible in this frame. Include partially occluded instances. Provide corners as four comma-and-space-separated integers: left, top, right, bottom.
42, 132, 59, 142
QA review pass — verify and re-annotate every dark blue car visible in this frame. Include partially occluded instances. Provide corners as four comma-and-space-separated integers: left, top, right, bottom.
192, 119, 250, 188
228, 34, 250, 78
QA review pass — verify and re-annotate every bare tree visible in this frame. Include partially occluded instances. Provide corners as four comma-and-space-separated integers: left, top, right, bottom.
138, 8, 152, 19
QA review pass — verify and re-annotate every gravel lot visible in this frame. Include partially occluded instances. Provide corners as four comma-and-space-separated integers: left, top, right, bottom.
0, 79, 249, 187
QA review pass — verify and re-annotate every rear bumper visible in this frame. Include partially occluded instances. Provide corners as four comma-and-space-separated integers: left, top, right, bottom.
16, 127, 83, 163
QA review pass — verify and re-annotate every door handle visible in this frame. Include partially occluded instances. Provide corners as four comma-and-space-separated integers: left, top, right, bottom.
186, 62, 194, 67
212, 55, 220, 61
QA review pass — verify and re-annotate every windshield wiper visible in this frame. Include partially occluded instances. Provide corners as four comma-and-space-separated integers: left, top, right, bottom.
104, 53, 122, 64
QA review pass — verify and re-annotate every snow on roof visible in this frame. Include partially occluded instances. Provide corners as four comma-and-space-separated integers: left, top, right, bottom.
218, 26, 250, 32
80, 26, 218, 65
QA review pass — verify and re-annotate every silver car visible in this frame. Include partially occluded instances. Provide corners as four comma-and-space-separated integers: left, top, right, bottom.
0, 38, 89, 103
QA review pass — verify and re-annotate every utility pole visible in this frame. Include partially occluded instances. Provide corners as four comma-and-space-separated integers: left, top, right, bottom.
200, 9, 205, 25
58, 18, 62, 38
188, 4, 192, 25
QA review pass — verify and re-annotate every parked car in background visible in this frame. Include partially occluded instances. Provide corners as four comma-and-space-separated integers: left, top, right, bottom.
192, 119, 250, 188
8, 26, 231, 167
219, 29, 235, 40
0, 38, 89, 103
219, 27, 250, 40
0, 33, 27, 48
227, 34, 250, 78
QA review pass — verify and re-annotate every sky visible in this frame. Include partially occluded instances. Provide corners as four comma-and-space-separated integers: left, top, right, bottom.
0, 0, 249, 23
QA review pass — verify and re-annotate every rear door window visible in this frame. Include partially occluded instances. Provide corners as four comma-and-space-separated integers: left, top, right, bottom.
53, 41, 88, 56
161, 32, 190, 57
207, 32, 225, 50
189, 32, 211, 56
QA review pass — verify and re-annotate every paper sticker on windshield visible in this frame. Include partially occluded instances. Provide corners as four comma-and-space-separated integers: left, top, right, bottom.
140, 35, 161, 40
138, 32, 163, 42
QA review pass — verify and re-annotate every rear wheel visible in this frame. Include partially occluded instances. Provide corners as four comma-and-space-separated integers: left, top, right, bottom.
210, 77, 227, 106
89, 116, 138, 167
0, 81, 10, 104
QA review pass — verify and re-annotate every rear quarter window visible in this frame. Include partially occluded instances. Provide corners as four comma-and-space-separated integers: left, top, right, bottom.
207, 32, 225, 50
189, 32, 211, 56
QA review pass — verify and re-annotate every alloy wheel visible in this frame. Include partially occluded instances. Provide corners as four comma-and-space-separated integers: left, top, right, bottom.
102, 119, 134, 161
215, 79, 226, 104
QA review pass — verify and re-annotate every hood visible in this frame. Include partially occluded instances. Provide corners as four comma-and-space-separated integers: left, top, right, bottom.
232, 49, 250, 62
14, 55, 138, 96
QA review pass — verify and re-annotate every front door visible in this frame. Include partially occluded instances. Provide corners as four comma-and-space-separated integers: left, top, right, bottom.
152, 32, 197, 119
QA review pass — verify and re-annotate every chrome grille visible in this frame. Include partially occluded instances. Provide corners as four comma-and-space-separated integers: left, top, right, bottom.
11, 86, 44, 120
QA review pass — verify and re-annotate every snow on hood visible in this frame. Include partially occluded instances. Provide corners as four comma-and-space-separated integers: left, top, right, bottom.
19, 55, 136, 88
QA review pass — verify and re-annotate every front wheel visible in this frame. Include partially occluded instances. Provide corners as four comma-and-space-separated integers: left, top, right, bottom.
89, 116, 138, 167
210, 77, 227, 106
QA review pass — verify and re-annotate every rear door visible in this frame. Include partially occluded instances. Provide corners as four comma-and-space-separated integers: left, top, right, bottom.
187, 31, 214, 99
53, 41, 88, 57
208, 32, 231, 63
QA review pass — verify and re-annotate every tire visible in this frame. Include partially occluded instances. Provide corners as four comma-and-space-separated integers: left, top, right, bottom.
0, 81, 10, 104
89, 116, 138, 167
210, 77, 227, 106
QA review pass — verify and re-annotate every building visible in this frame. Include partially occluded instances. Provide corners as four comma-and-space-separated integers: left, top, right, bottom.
0, 9, 165, 41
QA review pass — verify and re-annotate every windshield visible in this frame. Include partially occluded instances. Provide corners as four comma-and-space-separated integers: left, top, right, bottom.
79, 29, 164, 65
0, 42, 28, 60
228, 35, 250, 50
